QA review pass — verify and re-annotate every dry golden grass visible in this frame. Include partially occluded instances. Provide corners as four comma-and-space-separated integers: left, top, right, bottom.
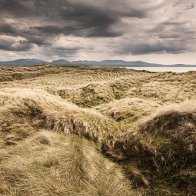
95, 97, 160, 125
0, 88, 119, 145
0, 65, 195, 195
103, 101, 196, 195
0, 131, 136, 196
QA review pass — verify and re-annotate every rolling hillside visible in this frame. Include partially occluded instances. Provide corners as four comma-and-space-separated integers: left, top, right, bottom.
0, 65, 195, 195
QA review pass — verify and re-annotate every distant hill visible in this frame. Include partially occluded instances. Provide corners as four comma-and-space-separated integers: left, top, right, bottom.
97, 60, 162, 67
0, 58, 196, 67
51, 59, 71, 65
72, 60, 98, 65
0, 59, 48, 66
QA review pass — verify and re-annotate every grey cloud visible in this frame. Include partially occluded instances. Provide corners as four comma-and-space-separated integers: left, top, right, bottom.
0, 0, 150, 41
129, 43, 187, 55
40, 47, 80, 58
0, 39, 33, 51
150, 19, 196, 52
0, 0, 195, 57
119, 34, 193, 55
0, 23, 18, 36
0, 0, 31, 17
0, 0, 122, 39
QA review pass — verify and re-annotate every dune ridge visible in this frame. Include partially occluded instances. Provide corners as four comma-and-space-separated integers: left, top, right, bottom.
0, 66, 195, 195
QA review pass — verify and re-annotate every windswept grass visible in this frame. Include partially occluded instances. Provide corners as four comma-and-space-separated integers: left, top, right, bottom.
103, 101, 196, 195
95, 97, 160, 125
0, 131, 136, 196
0, 65, 195, 195
0, 88, 119, 145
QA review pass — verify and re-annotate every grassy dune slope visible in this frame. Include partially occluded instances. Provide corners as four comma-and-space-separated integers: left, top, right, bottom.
0, 65, 195, 195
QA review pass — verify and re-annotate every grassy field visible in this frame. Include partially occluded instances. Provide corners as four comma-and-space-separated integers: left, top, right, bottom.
0, 65, 195, 195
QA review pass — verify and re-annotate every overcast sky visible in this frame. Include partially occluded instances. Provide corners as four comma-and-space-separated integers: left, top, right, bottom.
0, 0, 196, 64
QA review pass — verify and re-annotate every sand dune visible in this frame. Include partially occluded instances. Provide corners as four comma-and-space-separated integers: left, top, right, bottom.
0, 65, 195, 195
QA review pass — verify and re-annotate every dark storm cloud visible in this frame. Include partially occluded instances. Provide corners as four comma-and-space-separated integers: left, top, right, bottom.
0, 0, 32, 17
126, 43, 187, 55
0, 0, 123, 39
0, 0, 128, 54
0, 22, 49, 47
33, 25, 121, 38
0, 23, 18, 36
33, 3, 121, 37
0, 0, 195, 57
0, 38, 32, 51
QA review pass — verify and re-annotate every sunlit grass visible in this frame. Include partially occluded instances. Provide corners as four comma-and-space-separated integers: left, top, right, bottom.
0, 65, 195, 195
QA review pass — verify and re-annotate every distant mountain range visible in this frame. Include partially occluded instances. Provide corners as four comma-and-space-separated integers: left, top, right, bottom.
0, 59, 47, 66
0, 58, 196, 67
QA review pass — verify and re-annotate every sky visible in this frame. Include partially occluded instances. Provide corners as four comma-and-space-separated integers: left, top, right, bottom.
0, 0, 196, 64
